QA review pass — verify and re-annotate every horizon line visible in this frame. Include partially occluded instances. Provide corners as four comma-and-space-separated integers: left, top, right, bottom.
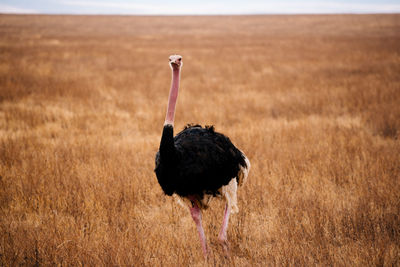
1, 12, 400, 16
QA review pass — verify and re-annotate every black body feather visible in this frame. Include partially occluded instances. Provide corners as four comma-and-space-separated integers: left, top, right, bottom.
155, 124, 247, 197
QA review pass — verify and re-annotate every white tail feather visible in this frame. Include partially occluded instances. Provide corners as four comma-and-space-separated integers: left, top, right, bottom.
238, 154, 250, 186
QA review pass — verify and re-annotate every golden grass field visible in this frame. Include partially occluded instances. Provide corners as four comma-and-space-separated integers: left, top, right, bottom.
0, 14, 400, 266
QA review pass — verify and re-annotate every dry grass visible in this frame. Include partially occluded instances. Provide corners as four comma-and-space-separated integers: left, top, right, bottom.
1, 14, 400, 266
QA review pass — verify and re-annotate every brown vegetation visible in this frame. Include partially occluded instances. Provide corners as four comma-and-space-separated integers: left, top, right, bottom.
0, 14, 399, 266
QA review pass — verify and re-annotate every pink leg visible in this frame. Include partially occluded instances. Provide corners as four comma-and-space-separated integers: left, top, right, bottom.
189, 201, 208, 257
219, 203, 231, 244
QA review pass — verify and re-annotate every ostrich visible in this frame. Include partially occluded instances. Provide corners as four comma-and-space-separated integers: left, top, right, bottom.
154, 55, 250, 256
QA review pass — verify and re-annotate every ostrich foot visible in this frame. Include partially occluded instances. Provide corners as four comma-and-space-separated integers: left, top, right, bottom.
218, 237, 230, 257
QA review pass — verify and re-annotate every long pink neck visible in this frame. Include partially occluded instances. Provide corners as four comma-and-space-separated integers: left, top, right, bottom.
164, 67, 180, 126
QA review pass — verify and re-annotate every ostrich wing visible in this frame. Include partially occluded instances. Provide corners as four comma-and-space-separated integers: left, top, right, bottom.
171, 126, 245, 196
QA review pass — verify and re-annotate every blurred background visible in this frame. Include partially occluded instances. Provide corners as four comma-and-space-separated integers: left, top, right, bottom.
1, 0, 400, 15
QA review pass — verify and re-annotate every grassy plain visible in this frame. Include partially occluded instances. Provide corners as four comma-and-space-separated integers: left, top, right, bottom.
0, 14, 399, 266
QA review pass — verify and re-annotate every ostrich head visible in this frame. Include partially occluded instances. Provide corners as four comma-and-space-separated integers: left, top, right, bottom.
169, 55, 182, 70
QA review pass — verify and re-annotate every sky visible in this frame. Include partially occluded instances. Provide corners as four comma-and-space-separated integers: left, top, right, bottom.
1, 0, 400, 15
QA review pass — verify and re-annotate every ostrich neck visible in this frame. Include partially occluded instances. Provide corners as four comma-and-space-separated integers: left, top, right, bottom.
159, 67, 180, 159
164, 67, 180, 126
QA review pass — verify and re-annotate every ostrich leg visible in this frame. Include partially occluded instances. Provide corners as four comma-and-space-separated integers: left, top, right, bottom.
189, 200, 207, 257
218, 203, 231, 252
